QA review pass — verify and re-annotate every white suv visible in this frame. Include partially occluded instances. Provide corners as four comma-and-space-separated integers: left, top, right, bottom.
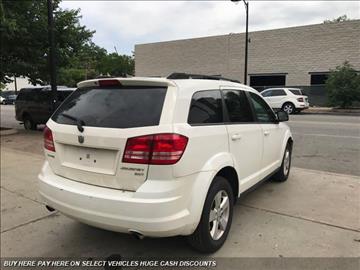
260, 88, 309, 114
39, 74, 293, 253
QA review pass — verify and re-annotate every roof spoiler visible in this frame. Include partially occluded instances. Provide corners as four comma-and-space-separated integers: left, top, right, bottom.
77, 77, 176, 88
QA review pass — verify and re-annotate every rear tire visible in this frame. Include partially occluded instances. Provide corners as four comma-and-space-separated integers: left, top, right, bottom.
273, 142, 292, 182
282, 102, 295, 115
23, 115, 36, 130
187, 176, 234, 253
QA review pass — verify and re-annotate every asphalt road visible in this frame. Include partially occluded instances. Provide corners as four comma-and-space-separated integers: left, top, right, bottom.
1, 105, 359, 176
288, 114, 360, 176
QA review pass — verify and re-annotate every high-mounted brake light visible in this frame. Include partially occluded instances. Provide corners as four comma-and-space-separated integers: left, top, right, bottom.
122, 133, 188, 165
44, 126, 55, 152
297, 97, 304, 102
98, 79, 121, 87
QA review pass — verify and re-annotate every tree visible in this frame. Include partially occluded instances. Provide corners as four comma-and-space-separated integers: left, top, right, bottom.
57, 42, 107, 86
326, 61, 360, 108
97, 53, 135, 77
324, 15, 350, 24
0, 0, 94, 85
1, 1, 135, 87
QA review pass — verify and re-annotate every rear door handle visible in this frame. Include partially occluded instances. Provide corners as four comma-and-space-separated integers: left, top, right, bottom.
231, 134, 242, 141
264, 131, 270, 136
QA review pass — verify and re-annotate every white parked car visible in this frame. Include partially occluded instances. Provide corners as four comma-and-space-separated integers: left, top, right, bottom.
0, 96, 4, 104
260, 88, 309, 114
39, 74, 293, 253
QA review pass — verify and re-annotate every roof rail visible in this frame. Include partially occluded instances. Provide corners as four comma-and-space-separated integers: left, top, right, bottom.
167, 72, 241, 83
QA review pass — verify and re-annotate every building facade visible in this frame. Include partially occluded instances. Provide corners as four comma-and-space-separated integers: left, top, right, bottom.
135, 20, 360, 105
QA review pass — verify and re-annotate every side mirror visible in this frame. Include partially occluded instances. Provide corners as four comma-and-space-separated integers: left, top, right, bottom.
276, 111, 289, 122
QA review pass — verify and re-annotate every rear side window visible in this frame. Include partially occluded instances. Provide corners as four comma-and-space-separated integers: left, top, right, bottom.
52, 87, 167, 128
223, 90, 254, 123
188, 90, 223, 124
289, 89, 302, 95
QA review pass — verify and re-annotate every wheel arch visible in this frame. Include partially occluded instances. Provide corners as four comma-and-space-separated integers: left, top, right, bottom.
215, 166, 239, 202
282, 101, 295, 109
280, 130, 293, 161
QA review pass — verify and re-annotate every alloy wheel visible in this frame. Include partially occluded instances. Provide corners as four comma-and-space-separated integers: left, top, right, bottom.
283, 104, 294, 114
283, 149, 290, 176
209, 190, 230, 240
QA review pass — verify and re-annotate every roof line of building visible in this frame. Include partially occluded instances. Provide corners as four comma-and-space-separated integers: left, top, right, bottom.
135, 19, 360, 47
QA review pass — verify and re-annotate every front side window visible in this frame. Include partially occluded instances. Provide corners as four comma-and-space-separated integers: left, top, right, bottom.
52, 87, 167, 128
249, 92, 276, 123
223, 90, 254, 123
271, 89, 286, 96
261, 90, 272, 97
188, 90, 223, 124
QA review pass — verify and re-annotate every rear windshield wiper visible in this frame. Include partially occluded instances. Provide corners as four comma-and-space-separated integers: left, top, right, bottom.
60, 113, 85, 132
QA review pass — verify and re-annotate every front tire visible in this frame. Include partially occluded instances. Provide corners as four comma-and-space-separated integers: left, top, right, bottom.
273, 142, 292, 182
187, 176, 234, 253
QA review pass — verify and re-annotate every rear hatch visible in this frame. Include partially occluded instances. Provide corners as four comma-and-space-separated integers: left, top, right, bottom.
45, 80, 169, 191
289, 88, 308, 104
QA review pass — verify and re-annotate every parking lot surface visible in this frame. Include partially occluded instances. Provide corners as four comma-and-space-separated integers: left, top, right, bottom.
1, 105, 359, 262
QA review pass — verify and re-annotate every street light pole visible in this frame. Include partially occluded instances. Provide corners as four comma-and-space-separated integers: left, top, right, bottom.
47, 0, 58, 111
231, 0, 249, 85
244, 0, 249, 85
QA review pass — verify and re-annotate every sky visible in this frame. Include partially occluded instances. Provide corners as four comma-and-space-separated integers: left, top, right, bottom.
60, 1, 360, 55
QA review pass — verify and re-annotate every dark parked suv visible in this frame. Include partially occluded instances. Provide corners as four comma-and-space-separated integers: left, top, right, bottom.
15, 86, 75, 130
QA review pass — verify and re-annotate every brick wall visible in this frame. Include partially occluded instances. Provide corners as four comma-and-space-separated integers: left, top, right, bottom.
135, 20, 360, 86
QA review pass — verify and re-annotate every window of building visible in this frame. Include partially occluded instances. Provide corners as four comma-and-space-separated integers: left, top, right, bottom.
223, 90, 254, 123
310, 74, 329, 85
250, 75, 286, 87
188, 90, 223, 124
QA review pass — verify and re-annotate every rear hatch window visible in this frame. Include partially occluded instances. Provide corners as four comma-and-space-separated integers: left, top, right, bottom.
47, 86, 168, 191
52, 86, 167, 128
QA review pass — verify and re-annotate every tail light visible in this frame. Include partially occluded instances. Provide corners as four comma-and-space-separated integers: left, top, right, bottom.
44, 126, 55, 152
297, 97, 304, 102
123, 133, 188, 165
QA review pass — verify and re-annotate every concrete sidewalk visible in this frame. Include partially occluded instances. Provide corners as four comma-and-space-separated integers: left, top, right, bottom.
1, 146, 359, 259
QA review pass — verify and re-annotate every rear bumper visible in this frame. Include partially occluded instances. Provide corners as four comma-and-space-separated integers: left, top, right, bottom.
296, 103, 309, 110
39, 162, 213, 237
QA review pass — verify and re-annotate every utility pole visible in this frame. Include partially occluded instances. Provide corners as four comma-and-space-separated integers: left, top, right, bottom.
244, 0, 249, 85
14, 76, 17, 93
47, 0, 58, 111
231, 0, 249, 85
